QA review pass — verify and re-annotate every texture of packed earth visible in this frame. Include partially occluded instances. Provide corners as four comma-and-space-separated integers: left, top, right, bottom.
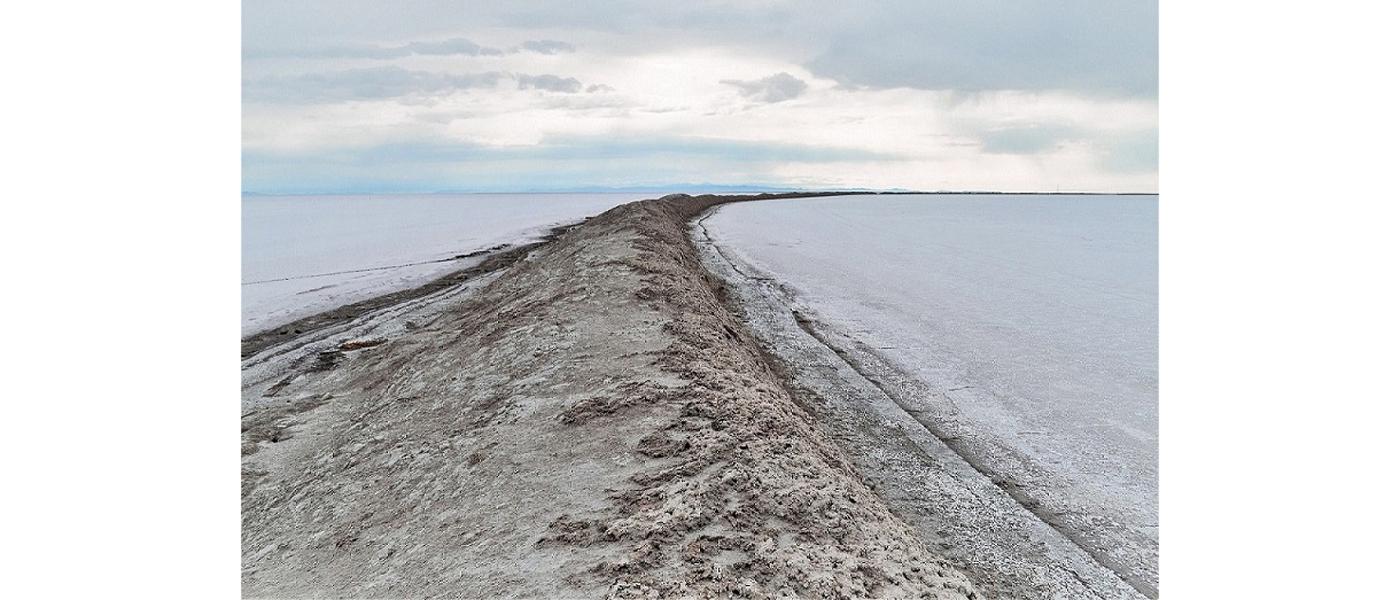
241, 194, 980, 599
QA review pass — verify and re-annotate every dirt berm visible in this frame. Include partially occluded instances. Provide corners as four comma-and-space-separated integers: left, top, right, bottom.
242, 194, 980, 599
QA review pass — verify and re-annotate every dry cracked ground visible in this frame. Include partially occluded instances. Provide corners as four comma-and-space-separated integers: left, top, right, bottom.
241, 195, 982, 599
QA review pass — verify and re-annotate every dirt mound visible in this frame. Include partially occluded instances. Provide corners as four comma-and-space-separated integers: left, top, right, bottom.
242, 194, 979, 599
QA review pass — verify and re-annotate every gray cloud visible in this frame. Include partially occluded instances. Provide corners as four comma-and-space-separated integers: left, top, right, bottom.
804, 1, 1157, 96
481, 1, 1157, 96
246, 38, 504, 60
976, 124, 1158, 175
1100, 130, 1159, 173
244, 2, 1155, 96
244, 67, 506, 103
247, 37, 579, 60
241, 1, 1157, 191
979, 124, 1081, 155
722, 73, 809, 103
404, 38, 505, 56
244, 67, 592, 103
516, 40, 576, 54
516, 74, 582, 93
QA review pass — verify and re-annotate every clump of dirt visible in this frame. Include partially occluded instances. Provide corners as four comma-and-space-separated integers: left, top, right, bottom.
560, 381, 686, 426
241, 193, 978, 599
337, 338, 384, 351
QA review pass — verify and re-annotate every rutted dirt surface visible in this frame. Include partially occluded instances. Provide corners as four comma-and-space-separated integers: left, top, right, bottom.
242, 194, 980, 599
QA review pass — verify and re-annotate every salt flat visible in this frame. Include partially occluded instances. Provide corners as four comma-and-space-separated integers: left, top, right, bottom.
241, 193, 642, 335
701, 193, 1158, 594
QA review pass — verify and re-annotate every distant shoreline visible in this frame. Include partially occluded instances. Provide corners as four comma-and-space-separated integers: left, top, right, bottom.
242, 189, 1161, 197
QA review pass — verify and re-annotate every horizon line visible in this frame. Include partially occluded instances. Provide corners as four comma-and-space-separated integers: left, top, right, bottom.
242, 188, 1161, 197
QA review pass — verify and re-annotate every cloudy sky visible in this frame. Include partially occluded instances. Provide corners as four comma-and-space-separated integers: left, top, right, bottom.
243, 1, 1157, 193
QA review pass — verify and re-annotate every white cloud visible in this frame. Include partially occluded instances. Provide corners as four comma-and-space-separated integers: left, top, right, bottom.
241, 1, 1158, 192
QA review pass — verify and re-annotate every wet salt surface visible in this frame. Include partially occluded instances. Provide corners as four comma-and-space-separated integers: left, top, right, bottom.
705, 193, 1157, 579
242, 193, 641, 335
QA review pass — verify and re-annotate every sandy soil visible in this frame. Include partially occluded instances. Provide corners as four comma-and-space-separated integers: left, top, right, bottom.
242, 194, 980, 599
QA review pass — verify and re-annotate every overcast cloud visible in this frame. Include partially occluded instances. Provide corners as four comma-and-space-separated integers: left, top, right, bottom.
243, 0, 1158, 192
723, 73, 809, 103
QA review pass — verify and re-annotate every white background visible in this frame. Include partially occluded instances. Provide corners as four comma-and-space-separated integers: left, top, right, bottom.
3, 2, 1398, 597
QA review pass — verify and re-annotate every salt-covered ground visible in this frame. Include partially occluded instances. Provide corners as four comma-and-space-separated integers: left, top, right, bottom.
241, 193, 642, 335
700, 193, 1158, 595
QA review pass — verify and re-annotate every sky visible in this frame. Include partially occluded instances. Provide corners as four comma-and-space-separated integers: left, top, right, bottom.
243, 1, 1158, 193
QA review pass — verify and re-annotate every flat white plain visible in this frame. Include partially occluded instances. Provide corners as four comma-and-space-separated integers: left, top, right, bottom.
706, 193, 1158, 563
241, 193, 642, 335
